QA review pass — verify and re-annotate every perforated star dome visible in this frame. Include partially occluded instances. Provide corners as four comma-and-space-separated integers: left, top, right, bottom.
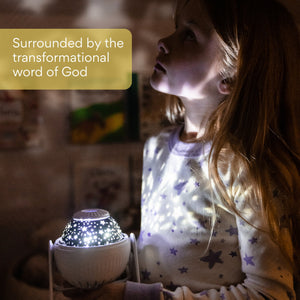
60, 209, 123, 247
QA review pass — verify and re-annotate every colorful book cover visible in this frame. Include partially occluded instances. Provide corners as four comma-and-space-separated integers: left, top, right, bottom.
70, 90, 126, 144
69, 74, 140, 144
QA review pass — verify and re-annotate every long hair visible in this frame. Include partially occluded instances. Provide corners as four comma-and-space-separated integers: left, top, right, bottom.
167, 0, 300, 275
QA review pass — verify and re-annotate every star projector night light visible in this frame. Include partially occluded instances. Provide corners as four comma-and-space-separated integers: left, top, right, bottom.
49, 209, 131, 290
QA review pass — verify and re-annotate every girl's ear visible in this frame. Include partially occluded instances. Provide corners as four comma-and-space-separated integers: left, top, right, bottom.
218, 79, 231, 95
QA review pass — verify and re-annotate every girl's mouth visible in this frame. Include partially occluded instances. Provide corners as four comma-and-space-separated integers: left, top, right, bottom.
154, 61, 166, 73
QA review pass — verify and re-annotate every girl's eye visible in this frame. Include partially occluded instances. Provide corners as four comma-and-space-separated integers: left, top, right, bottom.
185, 30, 196, 41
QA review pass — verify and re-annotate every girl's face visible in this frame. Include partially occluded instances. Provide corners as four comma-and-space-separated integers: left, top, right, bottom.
150, 0, 225, 101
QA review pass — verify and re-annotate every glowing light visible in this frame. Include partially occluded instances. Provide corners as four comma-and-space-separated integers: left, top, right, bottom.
160, 162, 166, 171
147, 173, 154, 190
173, 206, 183, 219
192, 195, 198, 201
60, 214, 123, 247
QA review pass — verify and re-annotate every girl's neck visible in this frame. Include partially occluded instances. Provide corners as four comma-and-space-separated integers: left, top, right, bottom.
180, 117, 207, 143
180, 96, 220, 143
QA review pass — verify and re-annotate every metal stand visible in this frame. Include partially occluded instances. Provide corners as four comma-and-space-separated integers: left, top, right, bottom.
130, 233, 140, 283
48, 240, 54, 300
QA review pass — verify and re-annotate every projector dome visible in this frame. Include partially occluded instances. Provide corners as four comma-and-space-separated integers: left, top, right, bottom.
52, 209, 130, 289
60, 209, 123, 247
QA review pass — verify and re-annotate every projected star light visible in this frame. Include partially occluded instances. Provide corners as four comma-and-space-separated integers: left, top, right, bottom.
61, 217, 123, 247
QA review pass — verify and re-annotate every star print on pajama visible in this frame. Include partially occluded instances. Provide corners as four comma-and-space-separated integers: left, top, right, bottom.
178, 267, 188, 274
200, 249, 223, 269
243, 254, 255, 266
170, 248, 178, 255
248, 237, 258, 244
174, 181, 188, 195
229, 251, 237, 257
141, 269, 151, 281
190, 239, 200, 245
132, 127, 295, 300
225, 225, 238, 236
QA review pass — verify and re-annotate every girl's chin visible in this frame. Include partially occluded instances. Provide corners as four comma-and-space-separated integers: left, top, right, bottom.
150, 72, 170, 94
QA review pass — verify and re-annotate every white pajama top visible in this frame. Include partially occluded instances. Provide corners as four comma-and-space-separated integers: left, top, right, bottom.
124, 126, 295, 300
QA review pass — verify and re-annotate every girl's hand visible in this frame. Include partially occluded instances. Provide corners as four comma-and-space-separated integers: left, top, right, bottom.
65, 281, 126, 300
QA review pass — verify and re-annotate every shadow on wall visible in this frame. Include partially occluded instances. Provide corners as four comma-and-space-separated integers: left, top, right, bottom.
0, 0, 175, 70
0, 0, 87, 15
0, 0, 298, 23
0, 0, 174, 23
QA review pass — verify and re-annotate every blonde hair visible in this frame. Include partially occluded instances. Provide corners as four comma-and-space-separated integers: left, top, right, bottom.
167, 0, 300, 275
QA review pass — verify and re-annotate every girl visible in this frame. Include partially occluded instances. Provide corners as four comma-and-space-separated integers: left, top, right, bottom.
70, 0, 299, 299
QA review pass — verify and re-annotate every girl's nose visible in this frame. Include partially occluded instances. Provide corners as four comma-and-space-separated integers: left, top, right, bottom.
157, 38, 169, 54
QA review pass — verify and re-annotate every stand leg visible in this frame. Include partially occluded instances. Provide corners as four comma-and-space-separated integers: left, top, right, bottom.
48, 240, 54, 300
130, 233, 140, 283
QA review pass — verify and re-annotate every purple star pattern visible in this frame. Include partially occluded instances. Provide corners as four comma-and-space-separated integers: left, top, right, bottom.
200, 249, 223, 269
195, 181, 200, 187
220, 293, 226, 300
243, 254, 255, 266
178, 266, 188, 273
141, 269, 151, 280
160, 194, 167, 200
174, 181, 188, 195
248, 237, 258, 244
239, 220, 246, 226
229, 251, 237, 257
155, 147, 161, 154
170, 247, 178, 255
190, 238, 200, 245
225, 225, 238, 236
148, 167, 152, 172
